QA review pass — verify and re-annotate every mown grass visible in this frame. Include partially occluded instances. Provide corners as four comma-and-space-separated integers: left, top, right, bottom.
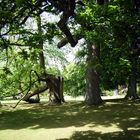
0, 100, 140, 140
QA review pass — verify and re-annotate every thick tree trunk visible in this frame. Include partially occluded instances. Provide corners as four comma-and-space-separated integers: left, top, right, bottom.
84, 0, 108, 105
48, 76, 64, 104
22, 76, 64, 104
85, 42, 102, 105
85, 68, 102, 105
125, 57, 139, 99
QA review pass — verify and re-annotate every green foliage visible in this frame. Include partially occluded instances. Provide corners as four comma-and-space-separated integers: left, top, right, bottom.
1, 0, 140, 98
76, 0, 140, 91
0, 41, 68, 97
16, 0, 26, 6
0, 101, 140, 139
64, 62, 86, 97
0, 15, 67, 98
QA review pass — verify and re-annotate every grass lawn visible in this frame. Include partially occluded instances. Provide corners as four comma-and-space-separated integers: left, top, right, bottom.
0, 100, 140, 140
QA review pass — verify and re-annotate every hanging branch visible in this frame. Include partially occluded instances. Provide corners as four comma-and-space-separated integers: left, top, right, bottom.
12, 70, 38, 108
57, 0, 77, 47
12, 69, 50, 108
1, 0, 78, 47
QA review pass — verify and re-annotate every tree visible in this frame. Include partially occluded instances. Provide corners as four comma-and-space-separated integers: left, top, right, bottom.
126, 38, 140, 99
85, 42, 102, 105
104, 0, 140, 99
1, 0, 140, 106
0, 0, 78, 47
75, 0, 109, 105
0, 0, 80, 105
64, 61, 86, 97
21, 15, 65, 104
0, 11, 67, 105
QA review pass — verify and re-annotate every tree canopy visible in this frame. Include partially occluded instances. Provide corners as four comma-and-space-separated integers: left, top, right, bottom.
0, 0, 140, 105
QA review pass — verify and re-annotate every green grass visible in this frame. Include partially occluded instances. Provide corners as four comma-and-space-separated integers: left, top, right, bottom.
0, 100, 140, 140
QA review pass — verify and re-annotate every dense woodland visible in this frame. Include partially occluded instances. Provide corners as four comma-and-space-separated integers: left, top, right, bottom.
0, 0, 140, 106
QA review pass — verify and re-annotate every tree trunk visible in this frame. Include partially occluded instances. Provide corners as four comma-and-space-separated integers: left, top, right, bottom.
84, 0, 108, 105
37, 15, 64, 104
85, 42, 102, 105
22, 84, 48, 103
37, 16, 46, 72
125, 57, 139, 99
14, 16, 64, 107
59, 77, 65, 102
22, 76, 64, 104
48, 76, 64, 104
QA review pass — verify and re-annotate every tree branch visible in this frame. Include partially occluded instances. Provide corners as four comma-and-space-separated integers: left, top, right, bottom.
57, 35, 83, 48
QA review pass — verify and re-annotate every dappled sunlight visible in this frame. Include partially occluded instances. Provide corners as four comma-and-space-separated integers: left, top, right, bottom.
0, 101, 140, 140
87, 124, 123, 133
68, 129, 140, 140
129, 117, 139, 121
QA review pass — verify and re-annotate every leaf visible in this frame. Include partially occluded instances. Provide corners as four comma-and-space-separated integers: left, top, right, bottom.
3, 67, 12, 75
16, 0, 26, 6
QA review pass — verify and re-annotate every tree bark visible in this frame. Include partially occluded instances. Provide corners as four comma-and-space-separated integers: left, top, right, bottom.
85, 42, 102, 105
22, 85, 48, 102
48, 76, 64, 104
0, 102, 2, 107
57, 0, 77, 47
125, 57, 139, 99
84, 0, 108, 105
37, 15, 46, 72
59, 77, 65, 102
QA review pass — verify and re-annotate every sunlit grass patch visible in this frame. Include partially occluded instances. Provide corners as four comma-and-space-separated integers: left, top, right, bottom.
0, 101, 140, 140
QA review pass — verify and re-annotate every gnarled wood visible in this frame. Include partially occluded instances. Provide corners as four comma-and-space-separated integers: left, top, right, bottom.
21, 75, 64, 104
57, 0, 77, 47
22, 85, 48, 101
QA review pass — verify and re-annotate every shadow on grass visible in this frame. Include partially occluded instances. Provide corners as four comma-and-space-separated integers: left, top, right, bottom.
57, 129, 140, 140
0, 101, 140, 139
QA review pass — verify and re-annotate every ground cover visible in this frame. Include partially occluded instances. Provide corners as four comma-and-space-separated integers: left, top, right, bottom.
0, 100, 140, 140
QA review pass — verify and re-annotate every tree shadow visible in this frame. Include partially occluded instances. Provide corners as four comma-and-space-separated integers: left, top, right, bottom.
66, 129, 140, 140
0, 100, 140, 140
